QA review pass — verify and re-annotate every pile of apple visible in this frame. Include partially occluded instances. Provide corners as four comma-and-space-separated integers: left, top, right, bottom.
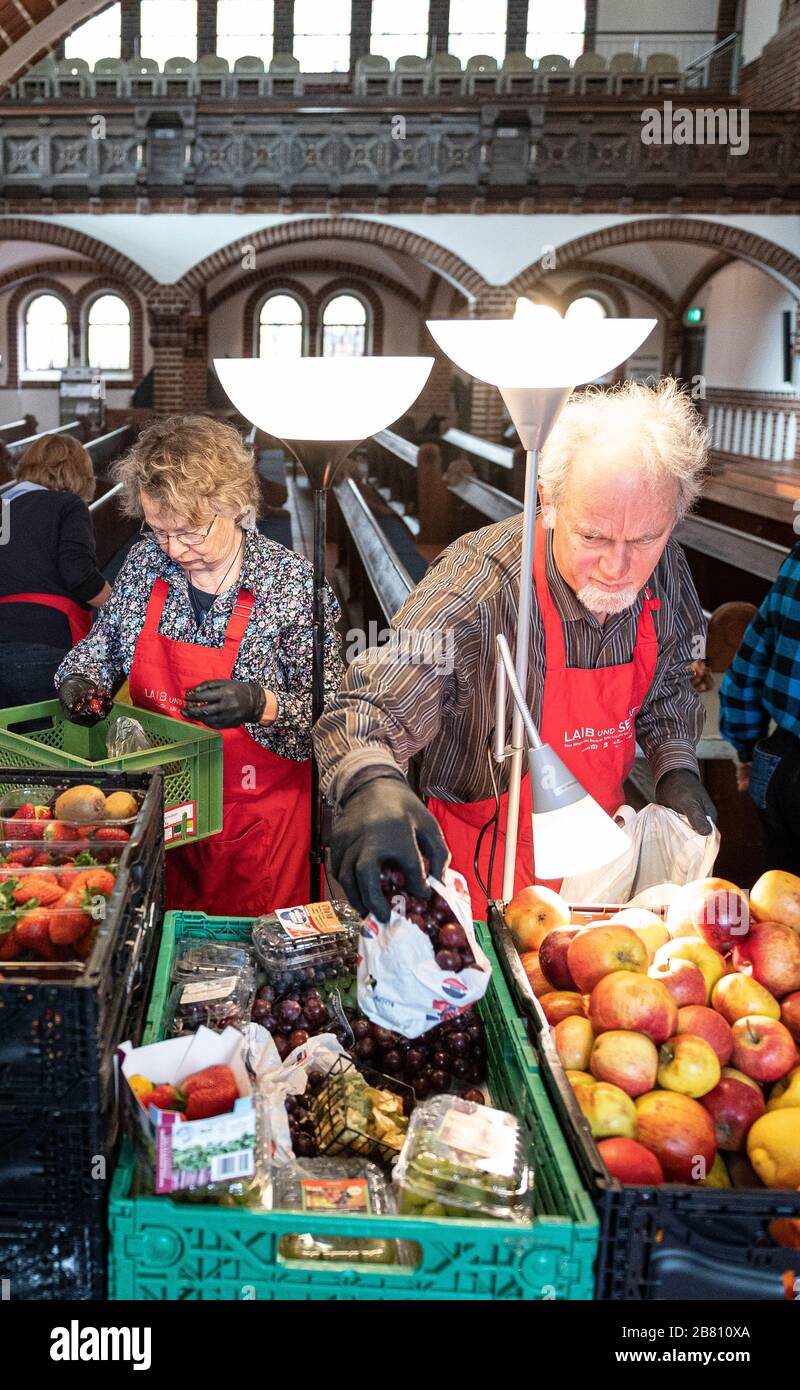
506, 871, 800, 1192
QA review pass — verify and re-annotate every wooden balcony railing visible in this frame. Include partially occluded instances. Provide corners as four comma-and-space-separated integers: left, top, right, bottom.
700, 388, 799, 471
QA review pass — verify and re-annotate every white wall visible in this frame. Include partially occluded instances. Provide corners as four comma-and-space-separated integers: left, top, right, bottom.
0, 388, 59, 429
597, 1, 718, 32
741, 0, 783, 64
698, 262, 797, 390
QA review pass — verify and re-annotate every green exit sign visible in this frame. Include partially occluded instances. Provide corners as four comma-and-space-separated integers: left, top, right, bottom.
686, 307, 704, 324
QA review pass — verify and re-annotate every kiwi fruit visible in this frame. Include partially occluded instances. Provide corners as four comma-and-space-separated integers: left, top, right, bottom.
104, 791, 139, 821
54, 784, 108, 825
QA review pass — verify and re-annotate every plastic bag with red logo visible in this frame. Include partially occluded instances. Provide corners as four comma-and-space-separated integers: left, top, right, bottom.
560, 803, 720, 907
356, 868, 491, 1040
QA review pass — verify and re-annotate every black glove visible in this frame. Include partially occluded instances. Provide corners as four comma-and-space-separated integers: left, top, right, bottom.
330, 774, 448, 923
58, 674, 112, 728
655, 768, 717, 836
181, 679, 266, 729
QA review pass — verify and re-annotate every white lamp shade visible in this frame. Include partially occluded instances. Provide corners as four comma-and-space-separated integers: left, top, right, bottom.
531, 794, 631, 880
213, 356, 434, 441
426, 318, 656, 389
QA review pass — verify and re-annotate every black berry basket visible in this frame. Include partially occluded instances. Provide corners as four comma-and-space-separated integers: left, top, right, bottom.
311, 1056, 416, 1165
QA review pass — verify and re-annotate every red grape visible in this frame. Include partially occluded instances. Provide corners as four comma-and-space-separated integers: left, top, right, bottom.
288, 1030, 309, 1049
354, 1036, 377, 1061
430, 1069, 450, 1092
435, 949, 458, 971
438, 923, 468, 951
461, 1089, 485, 1105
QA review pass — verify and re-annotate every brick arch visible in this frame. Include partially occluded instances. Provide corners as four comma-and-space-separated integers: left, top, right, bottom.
561, 277, 629, 318
243, 276, 314, 357
509, 219, 800, 296
6, 276, 77, 387
0, 218, 159, 294
562, 260, 676, 319
0, 257, 99, 295
176, 217, 488, 301
209, 257, 422, 317
75, 277, 144, 381
316, 278, 384, 355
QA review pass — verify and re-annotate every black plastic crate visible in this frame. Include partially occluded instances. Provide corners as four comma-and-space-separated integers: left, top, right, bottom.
0, 768, 163, 1298
487, 902, 800, 1302
0, 1216, 105, 1301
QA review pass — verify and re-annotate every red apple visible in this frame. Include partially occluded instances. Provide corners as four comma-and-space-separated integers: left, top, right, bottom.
731, 921, 800, 1000
635, 1090, 717, 1183
539, 991, 586, 1025
652, 937, 726, 1002
730, 1014, 797, 1083
780, 991, 800, 1042
588, 970, 678, 1045
750, 869, 800, 934
711, 972, 780, 1025
700, 1070, 766, 1150
666, 877, 750, 953
676, 1005, 734, 1066
552, 1015, 594, 1072
657, 1033, 721, 1098
567, 924, 649, 994
505, 884, 571, 952
648, 956, 707, 1007
589, 1030, 658, 1098
538, 927, 580, 990
597, 1137, 664, 1185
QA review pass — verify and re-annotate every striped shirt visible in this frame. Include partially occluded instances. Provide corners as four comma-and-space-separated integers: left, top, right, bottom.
719, 542, 800, 760
314, 514, 706, 807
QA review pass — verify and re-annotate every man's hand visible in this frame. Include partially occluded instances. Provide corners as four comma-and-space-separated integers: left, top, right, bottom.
330, 776, 448, 923
655, 768, 717, 835
182, 679, 266, 729
58, 674, 111, 727
735, 763, 751, 793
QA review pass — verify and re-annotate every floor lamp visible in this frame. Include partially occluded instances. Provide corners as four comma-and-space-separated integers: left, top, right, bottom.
427, 305, 656, 900
214, 355, 433, 902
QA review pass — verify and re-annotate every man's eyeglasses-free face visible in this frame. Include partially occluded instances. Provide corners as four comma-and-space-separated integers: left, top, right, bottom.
140, 517, 217, 547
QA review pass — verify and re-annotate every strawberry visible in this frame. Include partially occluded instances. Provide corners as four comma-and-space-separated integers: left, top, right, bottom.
6, 847, 34, 866
73, 927, 96, 960
16, 909, 59, 960
49, 887, 94, 946
182, 1065, 239, 1120
10, 804, 48, 840
94, 827, 130, 843
148, 1084, 185, 1112
11, 876, 63, 907
0, 927, 19, 960
44, 821, 84, 844
68, 868, 116, 898
31, 851, 54, 867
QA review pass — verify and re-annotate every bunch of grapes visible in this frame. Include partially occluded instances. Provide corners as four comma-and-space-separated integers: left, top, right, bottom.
378, 861, 479, 974
284, 1071, 325, 1158
252, 984, 331, 1060
72, 686, 111, 718
345, 1008, 486, 1103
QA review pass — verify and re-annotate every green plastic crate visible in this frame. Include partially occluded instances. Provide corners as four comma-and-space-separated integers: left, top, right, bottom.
108, 913, 598, 1301
0, 699, 222, 849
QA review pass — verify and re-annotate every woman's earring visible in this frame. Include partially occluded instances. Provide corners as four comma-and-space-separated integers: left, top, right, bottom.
238, 505, 257, 531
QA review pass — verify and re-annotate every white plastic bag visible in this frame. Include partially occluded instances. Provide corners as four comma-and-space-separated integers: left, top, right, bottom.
249, 1028, 349, 1164
357, 868, 491, 1040
560, 803, 720, 906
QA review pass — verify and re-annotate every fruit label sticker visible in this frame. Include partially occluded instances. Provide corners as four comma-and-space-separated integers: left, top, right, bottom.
156, 1104, 257, 1194
180, 977, 239, 1004
300, 1178, 372, 1213
437, 1107, 517, 1176
276, 902, 344, 940
164, 801, 197, 842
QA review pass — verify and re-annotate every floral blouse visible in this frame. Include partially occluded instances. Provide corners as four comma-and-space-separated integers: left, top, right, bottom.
55, 530, 343, 761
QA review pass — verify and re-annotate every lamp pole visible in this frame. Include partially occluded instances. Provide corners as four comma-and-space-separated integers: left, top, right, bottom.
501, 444, 538, 903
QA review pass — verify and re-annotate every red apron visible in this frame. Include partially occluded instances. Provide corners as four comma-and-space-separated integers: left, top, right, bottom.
0, 592, 92, 646
128, 577, 311, 917
428, 522, 660, 908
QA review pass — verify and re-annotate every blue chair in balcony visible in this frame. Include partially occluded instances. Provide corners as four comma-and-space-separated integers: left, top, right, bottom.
500, 52, 535, 95
465, 54, 499, 96
54, 57, 90, 99
431, 52, 462, 96
196, 54, 229, 97
162, 57, 196, 99
536, 53, 573, 94
392, 54, 429, 96
232, 56, 266, 98
355, 54, 391, 96
92, 57, 126, 98
126, 58, 159, 98
16, 56, 56, 100
267, 53, 302, 97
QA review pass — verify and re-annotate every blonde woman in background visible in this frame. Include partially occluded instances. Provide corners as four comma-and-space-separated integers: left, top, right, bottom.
56, 415, 342, 915
0, 432, 110, 706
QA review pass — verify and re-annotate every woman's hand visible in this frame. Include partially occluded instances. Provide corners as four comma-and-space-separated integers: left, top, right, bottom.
58, 674, 112, 727
181, 679, 268, 728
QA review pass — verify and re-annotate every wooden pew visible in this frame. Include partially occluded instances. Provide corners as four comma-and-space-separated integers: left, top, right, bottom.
334, 476, 414, 632
85, 425, 134, 475
439, 427, 524, 500
0, 416, 36, 446
4, 419, 83, 467
367, 429, 449, 545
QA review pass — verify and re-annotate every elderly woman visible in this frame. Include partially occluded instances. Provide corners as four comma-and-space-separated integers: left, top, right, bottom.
56, 415, 342, 916
314, 378, 716, 920
0, 432, 110, 707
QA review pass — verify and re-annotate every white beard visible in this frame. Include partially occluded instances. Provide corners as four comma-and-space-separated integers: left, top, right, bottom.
578, 582, 639, 615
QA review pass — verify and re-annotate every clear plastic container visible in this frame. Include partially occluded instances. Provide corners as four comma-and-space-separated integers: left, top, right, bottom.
0, 856, 120, 963
0, 782, 142, 835
251, 900, 362, 992
269, 1157, 402, 1265
171, 941, 255, 981
166, 942, 257, 1035
393, 1095, 531, 1222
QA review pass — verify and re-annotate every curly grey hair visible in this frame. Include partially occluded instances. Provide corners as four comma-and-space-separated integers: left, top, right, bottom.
538, 377, 708, 522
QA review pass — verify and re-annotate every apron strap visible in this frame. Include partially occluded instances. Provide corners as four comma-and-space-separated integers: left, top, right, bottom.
142, 576, 171, 636
0, 591, 92, 646
224, 589, 255, 655
532, 521, 568, 670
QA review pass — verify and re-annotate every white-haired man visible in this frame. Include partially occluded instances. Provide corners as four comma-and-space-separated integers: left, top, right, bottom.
315, 379, 715, 920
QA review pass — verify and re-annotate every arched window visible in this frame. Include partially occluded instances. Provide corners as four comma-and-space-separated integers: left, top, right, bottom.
526, 1, 586, 63
87, 293, 131, 369
371, 0, 428, 62
25, 294, 69, 372
294, 0, 351, 71
140, 0, 198, 65
258, 293, 304, 359
217, 0, 274, 65
65, 3, 121, 63
448, 0, 506, 64
564, 295, 608, 324
321, 294, 367, 357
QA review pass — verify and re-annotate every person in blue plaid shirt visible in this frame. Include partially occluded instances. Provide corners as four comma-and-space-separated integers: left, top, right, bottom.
719, 542, 800, 871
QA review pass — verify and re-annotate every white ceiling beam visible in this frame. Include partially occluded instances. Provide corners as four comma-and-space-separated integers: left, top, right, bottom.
0, 0, 106, 82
